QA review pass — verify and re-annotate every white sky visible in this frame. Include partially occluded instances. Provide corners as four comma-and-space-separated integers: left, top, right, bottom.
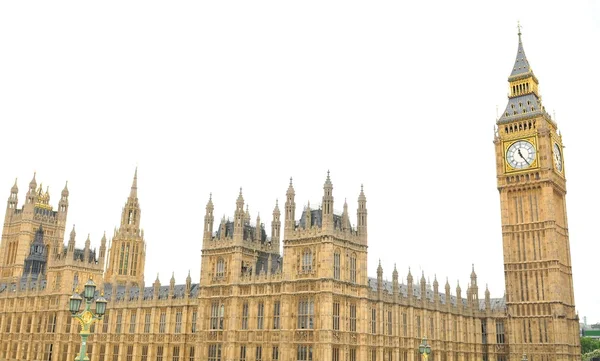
1, 1, 599, 322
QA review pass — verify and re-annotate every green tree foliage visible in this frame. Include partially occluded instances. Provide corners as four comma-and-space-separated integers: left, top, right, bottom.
581, 337, 600, 355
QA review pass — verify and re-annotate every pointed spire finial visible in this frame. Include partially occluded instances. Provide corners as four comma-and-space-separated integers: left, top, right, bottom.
130, 167, 138, 198
517, 21, 522, 39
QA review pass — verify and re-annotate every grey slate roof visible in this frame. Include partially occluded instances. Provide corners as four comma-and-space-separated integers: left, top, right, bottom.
510, 35, 531, 78
101, 283, 200, 301
498, 93, 543, 123
367, 277, 505, 311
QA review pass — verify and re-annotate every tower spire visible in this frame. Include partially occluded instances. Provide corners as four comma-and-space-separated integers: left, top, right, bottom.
130, 167, 138, 198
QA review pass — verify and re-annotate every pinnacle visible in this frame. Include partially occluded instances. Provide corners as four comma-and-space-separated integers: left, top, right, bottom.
130, 167, 138, 198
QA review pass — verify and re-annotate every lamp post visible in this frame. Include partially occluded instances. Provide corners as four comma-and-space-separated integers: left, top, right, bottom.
419, 337, 432, 361
69, 279, 107, 361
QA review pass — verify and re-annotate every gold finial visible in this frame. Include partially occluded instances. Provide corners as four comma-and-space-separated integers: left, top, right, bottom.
517, 21, 522, 39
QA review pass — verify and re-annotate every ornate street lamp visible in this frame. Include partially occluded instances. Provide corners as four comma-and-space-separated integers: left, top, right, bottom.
69, 279, 107, 361
419, 337, 432, 361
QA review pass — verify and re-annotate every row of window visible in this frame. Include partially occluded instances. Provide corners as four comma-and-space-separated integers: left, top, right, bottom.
0, 309, 506, 345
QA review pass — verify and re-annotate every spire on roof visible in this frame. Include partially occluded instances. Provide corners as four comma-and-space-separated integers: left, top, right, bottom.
510, 22, 532, 78
130, 167, 138, 198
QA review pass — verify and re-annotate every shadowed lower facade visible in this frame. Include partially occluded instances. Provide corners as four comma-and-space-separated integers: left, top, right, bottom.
0, 32, 580, 361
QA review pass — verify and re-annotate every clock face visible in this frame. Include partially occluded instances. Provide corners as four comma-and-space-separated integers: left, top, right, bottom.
506, 140, 536, 169
553, 143, 563, 172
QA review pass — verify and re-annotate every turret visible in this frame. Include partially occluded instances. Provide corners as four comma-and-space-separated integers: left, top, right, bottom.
254, 213, 261, 241
204, 194, 214, 241
321, 171, 334, 231
445, 278, 451, 305
7, 178, 18, 210
357, 185, 367, 243
456, 281, 462, 307
407, 268, 414, 299
305, 202, 312, 229
169, 272, 175, 298
284, 178, 296, 232
153, 274, 161, 299
58, 181, 69, 214
68, 225, 76, 254
433, 275, 439, 303
341, 199, 350, 232
120, 168, 141, 230
185, 271, 192, 298
377, 260, 383, 295
99, 232, 107, 266
485, 284, 491, 310
233, 188, 245, 242
470, 264, 478, 300
271, 200, 281, 243
392, 264, 399, 298
83, 234, 91, 262
26, 172, 37, 205
420, 271, 427, 303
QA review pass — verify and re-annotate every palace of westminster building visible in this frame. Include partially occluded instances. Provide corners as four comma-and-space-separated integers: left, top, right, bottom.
0, 32, 581, 361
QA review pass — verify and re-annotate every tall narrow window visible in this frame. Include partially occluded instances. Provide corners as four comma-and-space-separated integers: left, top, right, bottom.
350, 348, 356, 361
402, 313, 407, 336
297, 299, 314, 329
333, 252, 340, 280
273, 301, 281, 329
211, 302, 223, 330
496, 321, 505, 344
240, 346, 247, 361
99, 345, 106, 361
173, 346, 180, 361
371, 308, 377, 334
102, 313, 110, 333
141, 346, 149, 361
129, 311, 137, 333
350, 254, 357, 283
256, 346, 262, 361
350, 304, 357, 332
175, 310, 183, 333
112, 345, 119, 361
47, 313, 56, 333
216, 258, 225, 278
387, 310, 392, 336
302, 249, 313, 272
429, 317, 434, 339
144, 311, 151, 333
416, 316, 421, 338
156, 345, 164, 361
297, 345, 313, 361
188, 346, 195, 361
332, 347, 340, 361
191, 311, 197, 333
482, 320, 487, 344
159, 311, 166, 333
208, 345, 221, 361
115, 311, 123, 334
333, 302, 340, 330
272, 347, 279, 360
257, 302, 265, 329
241, 302, 249, 330
127, 346, 134, 361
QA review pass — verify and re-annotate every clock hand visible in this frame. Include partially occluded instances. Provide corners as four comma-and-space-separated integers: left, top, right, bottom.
517, 149, 530, 165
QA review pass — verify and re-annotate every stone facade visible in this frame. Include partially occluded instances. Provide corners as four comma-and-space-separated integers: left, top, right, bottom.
0, 32, 580, 361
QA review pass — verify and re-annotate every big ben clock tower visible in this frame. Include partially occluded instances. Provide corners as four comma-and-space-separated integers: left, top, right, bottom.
494, 29, 580, 361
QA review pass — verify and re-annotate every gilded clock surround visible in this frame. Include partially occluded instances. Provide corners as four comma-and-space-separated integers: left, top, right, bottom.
503, 136, 539, 173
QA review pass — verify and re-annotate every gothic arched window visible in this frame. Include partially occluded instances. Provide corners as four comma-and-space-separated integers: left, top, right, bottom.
349, 253, 357, 283
333, 251, 341, 280
302, 249, 313, 272
216, 258, 225, 278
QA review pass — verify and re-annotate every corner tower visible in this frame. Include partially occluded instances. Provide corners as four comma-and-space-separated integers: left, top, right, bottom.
494, 29, 579, 361
105, 168, 146, 286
